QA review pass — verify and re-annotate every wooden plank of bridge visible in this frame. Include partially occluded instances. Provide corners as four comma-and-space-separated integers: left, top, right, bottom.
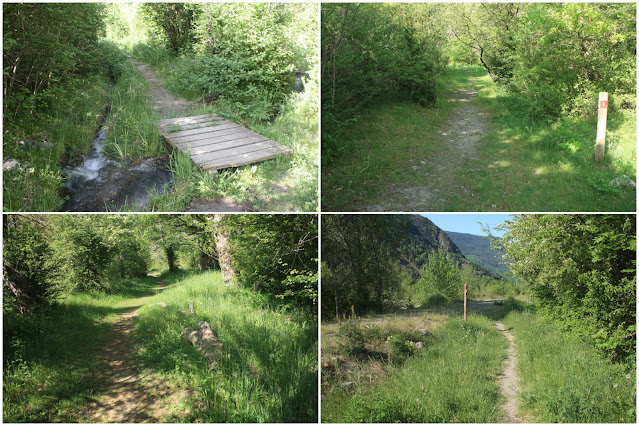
158, 114, 292, 171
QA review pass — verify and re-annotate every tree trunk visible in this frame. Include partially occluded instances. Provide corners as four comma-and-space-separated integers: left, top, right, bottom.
212, 215, 237, 287
165, 245, 179, 273
3, 260, 34, 315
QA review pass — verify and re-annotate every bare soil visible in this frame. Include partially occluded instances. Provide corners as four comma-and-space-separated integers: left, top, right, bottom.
366, 81, 492, 211
496, 320, 522, 423
83, 276, 190, 422
128, 57, 192, 117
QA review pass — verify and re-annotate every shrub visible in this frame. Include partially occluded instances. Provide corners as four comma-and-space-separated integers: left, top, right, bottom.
426, 293, 449, 307
337, 321, 367, 356
387, 335, 416, 364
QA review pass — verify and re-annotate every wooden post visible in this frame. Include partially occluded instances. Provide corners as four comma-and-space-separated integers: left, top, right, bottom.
463, 284, 468, 321
595, 92, 608, 162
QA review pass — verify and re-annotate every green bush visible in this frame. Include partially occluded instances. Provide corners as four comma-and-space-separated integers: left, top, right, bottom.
337, 321, 367, 356
426, 293, 449, 307
321, 3, 447, 160
387, 335, 416, 364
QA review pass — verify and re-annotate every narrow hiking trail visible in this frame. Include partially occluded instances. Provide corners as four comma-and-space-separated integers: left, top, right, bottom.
496, 320, 522, 423
128, 57, 192, 117
83, 275, 188, 422
366, 70, 493, 212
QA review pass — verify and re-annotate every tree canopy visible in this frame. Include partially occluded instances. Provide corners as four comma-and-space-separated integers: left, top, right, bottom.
3, 214, 318, 315
497, 214, 636, 362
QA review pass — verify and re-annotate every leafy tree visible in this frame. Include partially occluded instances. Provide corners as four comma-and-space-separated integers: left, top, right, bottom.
322, 3, 446, 159
321, 215, 409, 318
3, 215, 55, 314
416, 248, 462, 301
212, 214, 318, 311
498, 214, 636, 362
48, 215, 113, 292
3, 3, 107, 115
138, 3, 200, 52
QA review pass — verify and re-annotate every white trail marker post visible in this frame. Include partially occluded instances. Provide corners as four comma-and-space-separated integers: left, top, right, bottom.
595, 92, 608, 162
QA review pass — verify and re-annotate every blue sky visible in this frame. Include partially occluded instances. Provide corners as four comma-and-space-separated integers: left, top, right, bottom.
421, 214, 512, 237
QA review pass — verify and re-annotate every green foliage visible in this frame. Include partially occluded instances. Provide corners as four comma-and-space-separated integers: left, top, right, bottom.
322, 3, 447, 160
499, 214, 636, 362
49, 216, 114, 292
504, 310, 636, 423
337, 320, 367, 356
138, 3, 199, 53
321, 215, 410, 318
448, 3, 636, 120
326, 316, 507, 422
386, 334, 417, 364
417, 249, 462, 301
425, 293, 449, 307
219, 214, 318, 311
3, 216, 56, 313
509, 3, 636, 119
3, 3, 107, 115
135, 271, 317, 422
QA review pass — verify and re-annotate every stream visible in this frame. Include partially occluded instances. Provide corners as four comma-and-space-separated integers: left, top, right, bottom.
62, 120, 173, 212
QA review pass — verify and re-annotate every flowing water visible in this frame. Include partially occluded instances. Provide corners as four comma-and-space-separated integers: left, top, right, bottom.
62, 122, 173, 212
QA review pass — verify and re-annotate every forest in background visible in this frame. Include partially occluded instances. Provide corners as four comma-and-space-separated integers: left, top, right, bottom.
3, 214, 318, 422
322, 3, 636, 211
3, 3, 318, 211
322, 214, 635, 362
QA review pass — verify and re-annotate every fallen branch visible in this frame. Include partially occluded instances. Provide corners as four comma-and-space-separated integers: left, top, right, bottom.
181, 321, 224, 369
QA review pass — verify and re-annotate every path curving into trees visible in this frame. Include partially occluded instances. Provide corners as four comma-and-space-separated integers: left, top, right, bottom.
496, 320, 522, 423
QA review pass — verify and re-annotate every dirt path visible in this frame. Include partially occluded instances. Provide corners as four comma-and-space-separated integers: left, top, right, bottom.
84, 275, 186, 422
128, 57, 192, 117
495, 320, 522, 423
366, 72, 492, 211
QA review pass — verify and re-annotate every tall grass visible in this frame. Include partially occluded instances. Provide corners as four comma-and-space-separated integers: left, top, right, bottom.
134, 270, 318, 422
323, 315, 507, 422
503, 310, 636, 423
2, 275, 160, 422
3, 75, 109, 211
105, 61, 165, 160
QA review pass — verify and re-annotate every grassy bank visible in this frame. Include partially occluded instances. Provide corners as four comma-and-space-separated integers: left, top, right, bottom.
134, 270, 318, 422
2, 275, 161, 422
321, 68, 458, 210
3, 75, 110, 211
323, 315, 507, 422
475, 75, 635, 212
503, 310, 636, 423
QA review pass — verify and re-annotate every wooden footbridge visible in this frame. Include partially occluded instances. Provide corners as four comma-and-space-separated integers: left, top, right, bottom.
158, 114, 292, 171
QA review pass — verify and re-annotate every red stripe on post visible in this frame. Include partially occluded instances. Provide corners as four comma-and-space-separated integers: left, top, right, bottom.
600, 100, 608, 109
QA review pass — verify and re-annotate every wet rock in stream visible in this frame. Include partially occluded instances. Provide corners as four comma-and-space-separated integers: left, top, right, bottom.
63, 156, 173, 212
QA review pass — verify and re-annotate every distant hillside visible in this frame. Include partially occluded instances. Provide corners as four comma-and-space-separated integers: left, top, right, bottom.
400, 216, 501, 280
445, 231, 509, 277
